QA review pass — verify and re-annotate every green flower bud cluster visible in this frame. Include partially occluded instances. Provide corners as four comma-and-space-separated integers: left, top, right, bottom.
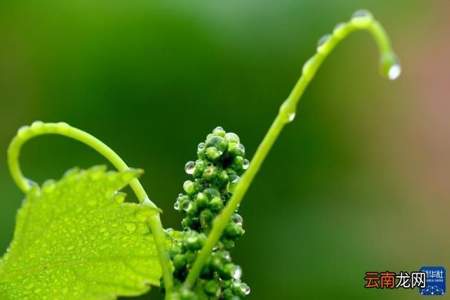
168, 127, 250, 299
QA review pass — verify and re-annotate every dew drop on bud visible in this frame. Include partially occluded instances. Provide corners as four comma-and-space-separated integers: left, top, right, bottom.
232, 214, 243, 226
238, 143, 245, 154
181, 200, 190, 211
230, 174, 240, 184
225, 132, 240, 143
240, 283, 251, 295
223, 251, 231, 261
243, 159, 250, 170
232, 265, 242, 280
173, 200, 180, 210
197, 142, 205, 151
186, 202, 195, 212
388, 64, 401, 80
184, 161, 195, 175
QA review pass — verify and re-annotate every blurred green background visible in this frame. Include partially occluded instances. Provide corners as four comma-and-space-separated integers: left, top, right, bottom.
1, 0, 449, 299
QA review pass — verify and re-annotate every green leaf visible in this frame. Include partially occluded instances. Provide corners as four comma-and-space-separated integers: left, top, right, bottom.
0, 166, 162, 300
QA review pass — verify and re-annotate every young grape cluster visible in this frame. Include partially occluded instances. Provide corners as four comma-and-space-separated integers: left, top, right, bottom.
167, 127, 251, 299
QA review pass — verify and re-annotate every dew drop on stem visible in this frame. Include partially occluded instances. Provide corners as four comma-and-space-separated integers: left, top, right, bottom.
333, 22, 346, 38
388, 64, 401, 80
352, 9, 373, 19
288, 112, 296, 122
317, 34, 331, 52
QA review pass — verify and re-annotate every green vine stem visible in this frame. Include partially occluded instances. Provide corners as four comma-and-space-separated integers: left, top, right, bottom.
184, 10, 401, 289
7, 121, 174, 294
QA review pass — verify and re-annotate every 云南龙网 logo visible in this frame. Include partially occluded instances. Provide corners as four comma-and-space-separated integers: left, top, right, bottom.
364, 266, 446, 296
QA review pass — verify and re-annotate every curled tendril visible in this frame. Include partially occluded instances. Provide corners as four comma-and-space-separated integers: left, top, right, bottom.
7, 121, 174, 294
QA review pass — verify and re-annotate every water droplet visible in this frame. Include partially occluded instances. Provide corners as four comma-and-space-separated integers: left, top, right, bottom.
114, 192, 126, 204
184, 161, 195, 175
173, 200, 180, 210
42, 180, 56, 193
333, 22, 346, 38
288, 112, 296, 122
230, 174, 240, 184
213, 126, 226, 137
183, 180, 196, 194
240, 283, 251, 295
225, 132, 240, 143
30, 120, 44, 131
302, 57, 316, 77
352, 9, 373, 19
186, 202, 195, 212
56, 122, 70, 133
388, 64, 401, 80
63, 167, 79, 179
206, 146, 223, 160
17, 126, 30, 138
227, 175, 240, 192
232, 214, 243, 226
181, 200, 190, 211
125, 223, 136, 233
223, 251, 231, 261
197, 142, 205, 151
351, 10, 373, 27
317, 34, 331, 53
243, 159, 250, 170
238, 143, 245, 154
232, 265, 242, 280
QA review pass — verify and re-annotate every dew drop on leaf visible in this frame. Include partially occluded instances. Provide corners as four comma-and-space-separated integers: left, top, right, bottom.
125, 223, 136, 233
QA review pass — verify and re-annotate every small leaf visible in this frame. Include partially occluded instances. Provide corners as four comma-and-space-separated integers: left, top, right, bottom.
0, 166, 162, 300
